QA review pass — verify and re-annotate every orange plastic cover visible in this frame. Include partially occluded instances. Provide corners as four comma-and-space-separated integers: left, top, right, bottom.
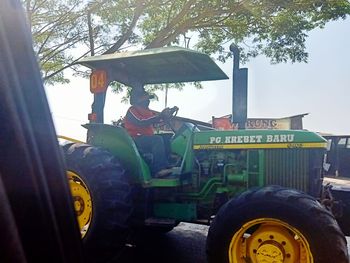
90, 70, 107, 93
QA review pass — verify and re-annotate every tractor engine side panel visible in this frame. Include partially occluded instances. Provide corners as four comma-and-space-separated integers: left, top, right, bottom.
194, 149, 261, 191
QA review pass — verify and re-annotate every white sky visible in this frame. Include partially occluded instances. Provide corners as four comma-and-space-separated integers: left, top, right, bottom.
46, 18, 350, 141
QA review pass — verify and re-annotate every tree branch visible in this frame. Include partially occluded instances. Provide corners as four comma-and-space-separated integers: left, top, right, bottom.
152, 0, 251, 48
40, 35, 89, 66
103, 0, 146, 54
146, 0, 196, 48
36, 29, 54, 55
43, 44, 106, 81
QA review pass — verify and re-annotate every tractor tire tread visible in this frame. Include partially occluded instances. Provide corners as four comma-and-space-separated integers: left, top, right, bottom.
63, 143, 132, 262
206, 185, 348, 263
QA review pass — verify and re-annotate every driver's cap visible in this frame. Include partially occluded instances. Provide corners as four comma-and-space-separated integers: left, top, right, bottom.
130, 88, 154, 105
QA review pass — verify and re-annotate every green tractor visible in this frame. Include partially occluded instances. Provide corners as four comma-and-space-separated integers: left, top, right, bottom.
62, 47, 348, 263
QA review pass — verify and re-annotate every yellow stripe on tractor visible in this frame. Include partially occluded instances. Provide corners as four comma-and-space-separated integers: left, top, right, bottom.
193, 142, 327, 150
57, 135, 85, 144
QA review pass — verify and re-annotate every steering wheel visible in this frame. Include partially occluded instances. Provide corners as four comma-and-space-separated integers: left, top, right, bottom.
169, 106, 178, 118
162, 106, 178, 120
160, 106, 179, 132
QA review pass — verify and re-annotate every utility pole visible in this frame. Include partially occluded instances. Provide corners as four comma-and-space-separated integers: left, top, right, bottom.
165, 86, 168, 108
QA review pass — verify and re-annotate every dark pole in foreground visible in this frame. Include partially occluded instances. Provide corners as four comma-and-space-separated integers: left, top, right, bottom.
230, 44, 248, 130
0, 0, 83, 261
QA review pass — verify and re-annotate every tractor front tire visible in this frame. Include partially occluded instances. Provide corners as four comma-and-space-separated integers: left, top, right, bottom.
206, 186, 349, 263
63, 143, 132, 263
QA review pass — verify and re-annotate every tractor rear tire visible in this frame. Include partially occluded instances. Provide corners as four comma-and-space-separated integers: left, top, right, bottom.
63, 143, 132, 263
206, 185, 349, 263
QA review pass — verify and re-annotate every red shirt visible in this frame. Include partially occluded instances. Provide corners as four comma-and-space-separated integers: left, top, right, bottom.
124, 106, 156, 137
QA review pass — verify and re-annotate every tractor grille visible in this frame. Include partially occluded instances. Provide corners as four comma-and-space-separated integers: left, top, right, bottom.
265, 149, 309, 193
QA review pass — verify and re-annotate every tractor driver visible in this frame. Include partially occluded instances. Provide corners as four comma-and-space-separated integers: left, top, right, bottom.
124, 88, 174, 177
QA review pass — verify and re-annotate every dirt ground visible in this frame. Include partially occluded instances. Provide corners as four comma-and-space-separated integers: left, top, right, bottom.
110, 223, 208, 263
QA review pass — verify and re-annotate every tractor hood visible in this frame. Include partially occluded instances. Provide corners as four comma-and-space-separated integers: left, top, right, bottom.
193, 130, 328, 150
76, 47, 228, 86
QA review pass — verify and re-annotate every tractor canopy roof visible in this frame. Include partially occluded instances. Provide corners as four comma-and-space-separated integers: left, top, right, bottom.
77, 46, 228, 87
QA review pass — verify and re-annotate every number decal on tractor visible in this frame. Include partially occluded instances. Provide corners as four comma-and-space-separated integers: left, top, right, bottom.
90, 70, 107, 93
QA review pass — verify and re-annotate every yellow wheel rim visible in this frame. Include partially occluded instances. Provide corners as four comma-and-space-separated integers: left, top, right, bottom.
67, 171, 92, 238
229, 218, 313, 263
